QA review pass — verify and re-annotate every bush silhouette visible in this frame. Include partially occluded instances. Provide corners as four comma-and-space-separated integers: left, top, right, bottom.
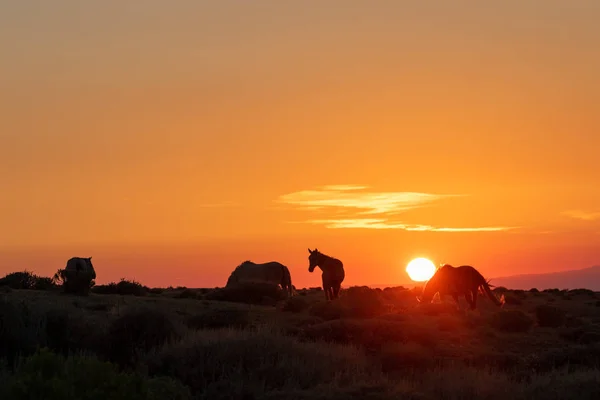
568, 288, 595, 297
0, 271, 38, 290
0, 298, 46, 365
535, 304, 565, 328
186, 308, 251, 330
92, 279, 148, 296
205, 282, 287, 305
339, 286, 391, 318
281, 296, 310, 313
104, 307, 182, 366
503, 294, 524, 305
308, 300, 345, 320
490, 310, 534, 333
145, 328, 370, 398
33, 277, 56, 291
381, 286, 417, 308
300, 319, 435, 349
175, 289, 198, 299
0, 348, 192, 400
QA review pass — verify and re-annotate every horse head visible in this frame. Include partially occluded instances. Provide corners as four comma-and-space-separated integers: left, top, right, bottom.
417, 271, 439, 304
308, 248, 320, 272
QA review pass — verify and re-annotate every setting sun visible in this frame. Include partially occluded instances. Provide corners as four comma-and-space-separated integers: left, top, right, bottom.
406, 258, 437, 282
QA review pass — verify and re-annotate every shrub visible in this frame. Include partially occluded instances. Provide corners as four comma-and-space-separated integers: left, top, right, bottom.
535, 304, 565, 328
33, 277, 56, 291
0, 348, 192, 400
145, 327, 374, 398
381, 286, 417, 308
529, 288, 540, 293
417, 302, 459, 316
492, 286, 509, 294
43, 309, 106, 357
176, 289, 198, 299
186, 308, 251, 330
204, 282, 287, 305
308, 300, 345, 320
543, 288, 561, 294
104, 307, 182, 366
300, 319, 435, 349
503, 294, 523, 305
490, 310, 534, 333
568, 288, 595, 297
526, 345, 600, 372
0, 271, 37, 290
339, 286, 391, 318
281, 296, 310, 313
0, 298, 46, 365
378, 342, 436, 373
92, 279, 148, 296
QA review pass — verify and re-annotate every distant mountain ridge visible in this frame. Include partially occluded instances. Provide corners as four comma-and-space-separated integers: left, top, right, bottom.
490, 265, 600, 291
364, 266, 600, 291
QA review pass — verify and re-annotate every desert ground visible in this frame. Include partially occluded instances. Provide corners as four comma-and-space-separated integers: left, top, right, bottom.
1, 271, 600, 399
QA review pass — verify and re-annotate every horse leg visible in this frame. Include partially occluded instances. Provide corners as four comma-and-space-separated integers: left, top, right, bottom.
333, 283, 341, 299
322, 278, 330, 301
452, 294, 461, 311
470, 288, 478, 310
464, 291, 475, 310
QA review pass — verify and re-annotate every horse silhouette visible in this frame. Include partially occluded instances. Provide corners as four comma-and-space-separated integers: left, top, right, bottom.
418, 264, 505, 310
54, 256, 97, 295
308, 248, 345, 301
226, 260, 294, 296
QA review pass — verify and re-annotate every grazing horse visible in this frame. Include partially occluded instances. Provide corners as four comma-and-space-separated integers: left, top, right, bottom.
56, 256, 97, 294
418, 264, 505, 310
226, 260, 294, 296
308, 248, 345, 301
65, 257, 96, 279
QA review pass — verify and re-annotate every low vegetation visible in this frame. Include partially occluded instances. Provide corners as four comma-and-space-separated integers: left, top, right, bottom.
1, 270, 600, 399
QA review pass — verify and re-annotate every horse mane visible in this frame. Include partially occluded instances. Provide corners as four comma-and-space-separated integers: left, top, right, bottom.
314, 250, 334, 260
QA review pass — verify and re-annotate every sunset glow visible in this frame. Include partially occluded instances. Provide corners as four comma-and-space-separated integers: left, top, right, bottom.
0, 1, 599, 289
406, 258, 437, 282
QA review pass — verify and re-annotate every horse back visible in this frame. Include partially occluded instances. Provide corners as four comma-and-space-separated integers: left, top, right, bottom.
451, 265, 485, 289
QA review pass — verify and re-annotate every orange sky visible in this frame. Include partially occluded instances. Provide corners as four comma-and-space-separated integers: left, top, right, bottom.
1, 1, 599, 288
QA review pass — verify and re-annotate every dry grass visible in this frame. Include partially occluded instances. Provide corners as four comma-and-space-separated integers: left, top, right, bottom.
1, 284, 600, 399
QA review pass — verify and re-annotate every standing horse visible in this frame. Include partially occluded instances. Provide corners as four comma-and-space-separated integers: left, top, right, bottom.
308, 248, 345, 301
418, 264, 505, 310
226, 260, 294, 296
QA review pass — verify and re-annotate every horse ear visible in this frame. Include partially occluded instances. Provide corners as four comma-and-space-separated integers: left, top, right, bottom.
308, 248, 312, 254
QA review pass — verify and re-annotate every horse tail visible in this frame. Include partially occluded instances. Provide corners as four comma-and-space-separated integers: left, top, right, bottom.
480, 279, 505, 307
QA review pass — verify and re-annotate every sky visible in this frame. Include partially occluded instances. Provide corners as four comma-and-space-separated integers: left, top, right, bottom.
1, 1, 599, 288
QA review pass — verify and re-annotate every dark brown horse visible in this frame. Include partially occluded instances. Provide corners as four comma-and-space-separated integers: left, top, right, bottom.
418, 264, 505, 310
308, 248, 345, 300
226, 260, 294, 296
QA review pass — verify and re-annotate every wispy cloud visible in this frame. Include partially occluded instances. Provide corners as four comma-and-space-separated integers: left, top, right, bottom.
277, 185, 515, 232
277, 185, 462, 215
562, 210, 600, 221
304, 218, 516, 232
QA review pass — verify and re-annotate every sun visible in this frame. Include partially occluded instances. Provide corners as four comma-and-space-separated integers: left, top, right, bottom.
406, 258, 437, 282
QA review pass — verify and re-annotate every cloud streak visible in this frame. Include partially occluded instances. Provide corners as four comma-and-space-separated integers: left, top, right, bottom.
304, 218, 516, 231
277, 185, 515, 232
562, 210, 600, 221
278, 185, 463, 215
